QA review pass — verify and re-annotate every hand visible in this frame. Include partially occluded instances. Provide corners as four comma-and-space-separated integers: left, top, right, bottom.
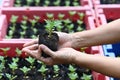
22, 44, 81, 65
23, 32, 72, 49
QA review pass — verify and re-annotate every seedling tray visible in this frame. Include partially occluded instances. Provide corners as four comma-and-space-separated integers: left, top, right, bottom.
2, 0, 93, 7
92, 0, 120, 6
0, 7, 109, 80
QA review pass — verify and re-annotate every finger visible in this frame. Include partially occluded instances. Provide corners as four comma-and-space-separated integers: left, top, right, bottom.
22, 48, 39, 59
39, 44, 54, 57
23, 44, 38, 50
40, 57, 53, 65
23, 39, 38, 47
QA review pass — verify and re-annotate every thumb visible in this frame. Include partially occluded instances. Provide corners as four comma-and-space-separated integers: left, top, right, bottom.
39, 44, 54, 57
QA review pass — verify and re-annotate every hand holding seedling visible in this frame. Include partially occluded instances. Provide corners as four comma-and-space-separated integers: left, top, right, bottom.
22, 44, 81, 65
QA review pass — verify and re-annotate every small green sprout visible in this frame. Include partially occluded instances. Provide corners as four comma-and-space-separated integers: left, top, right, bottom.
20, 66, 30, 78
69, 11, 77, 17
8, 62, 18, 74
35, 0, 40, 6
6, 73, 17, 80
68, 65, 76, 72
58, 13, 65, 20
0, 47, 10, 57
45, 19, 62, 37
46, 13, 54, 19
81, 73, 92, 80
38, 65, 48, 76
68, 72, 78, 80
10, 15, 18, 24
25, 56, 35, 69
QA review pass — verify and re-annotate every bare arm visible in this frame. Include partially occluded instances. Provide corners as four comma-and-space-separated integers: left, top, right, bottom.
73, 53, 120, 78
71, 19, 120, 48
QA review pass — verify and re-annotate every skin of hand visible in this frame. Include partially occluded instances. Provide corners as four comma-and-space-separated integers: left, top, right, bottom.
23, 32, 73, 49
22, 44, 80, 65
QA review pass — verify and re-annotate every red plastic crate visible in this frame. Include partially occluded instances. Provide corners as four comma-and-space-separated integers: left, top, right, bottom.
0, 7, 108, 80
2, 0, 93, 7
94, 5, 120, 26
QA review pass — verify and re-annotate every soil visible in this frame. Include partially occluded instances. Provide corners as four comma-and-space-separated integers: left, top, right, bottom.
38, 31, 59, 58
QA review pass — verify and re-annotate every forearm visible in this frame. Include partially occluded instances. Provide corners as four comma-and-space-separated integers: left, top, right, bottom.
73, 53, 120, 78
70, 19, 120, 48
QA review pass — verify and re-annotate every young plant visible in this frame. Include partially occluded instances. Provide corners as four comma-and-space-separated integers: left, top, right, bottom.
20, 66, 31, 79
68, 72, 78, 80
81, 73, 92, 80
12, 57, 19, 63
25, 56, 36, 69
44, 0, 50, 6
8, 62, 18, 74
15, 0, 21, 7
68, 65, 76, 72
37, 65, 48, 79
45, 19, 62, 38
67, 24, 74, 33
53, 65, 60, 77
0, 47, 10, 57
46, 13, 54, 19
29, 19, 37, 27
77, 12, 85, 20
15, 48, 22, 57
76, 20, 84, 31
20, 31, 26, 38
35, 0, 41, 6
73, 1, 79, 6
10, 15, 18, 26
6, 73, 17, 80
58, 13, 65, 20
65, 0, 70, 6
53, 0, 60, 6
26, 0, 33, 6
68, 65, 78, 80
33, 15, 40, 22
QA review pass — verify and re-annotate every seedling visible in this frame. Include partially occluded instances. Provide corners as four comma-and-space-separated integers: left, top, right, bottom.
53, 0, 60, 6
20, 66, 31, 79
68, 72, 78, 80
45, 19, 62, 38
33, 15, 40, 22
46, 13, 54, 19
12, 57, 19, 63
0, 47, 10, 57
15, 48, 22, 57
38, 65, 48, 79
44, 0, 50, 6
68, 65, 76, 72
69, 11, 77, 17
81, 73, 92, 80
65, 0, 70, 6
58, 13, 65, 20
25, 56, 35, 69
20, 31, 26, 38
26, 0, 33, 6
8, 62, 18, 74
29, 19, 37, 27
77, 12, 85, 20
35, 0, 41, 6
53, 65, 60, 77
6, 73, 17, 80
10, 15, 18, 25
